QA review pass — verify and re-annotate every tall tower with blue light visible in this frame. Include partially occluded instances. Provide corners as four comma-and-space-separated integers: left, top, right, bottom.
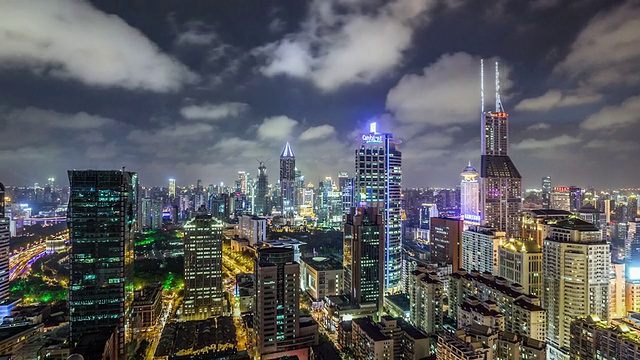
280, 142, 296, 216
355, 122, 402, 292
479, 60, 522, 238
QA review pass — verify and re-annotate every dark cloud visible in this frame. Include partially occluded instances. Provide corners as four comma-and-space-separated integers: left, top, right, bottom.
0, 0, 639, 189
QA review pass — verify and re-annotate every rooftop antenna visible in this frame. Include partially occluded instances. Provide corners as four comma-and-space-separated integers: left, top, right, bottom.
495, 61, 503, 113
480, 59, 484, 113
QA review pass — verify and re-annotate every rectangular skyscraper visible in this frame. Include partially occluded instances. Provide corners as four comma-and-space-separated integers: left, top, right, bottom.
183, 214, 224, 320
254, 247, 314, 355
67, 170, 138, 357
355, 122, 402, 292
429, 217, 463, 270
0, 183, 9, 301
343, 206, 384, 311
543, 218, 610, 360
480, 61, 522, 238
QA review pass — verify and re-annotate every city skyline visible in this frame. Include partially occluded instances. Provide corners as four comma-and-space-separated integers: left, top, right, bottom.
1, 0, 639, 189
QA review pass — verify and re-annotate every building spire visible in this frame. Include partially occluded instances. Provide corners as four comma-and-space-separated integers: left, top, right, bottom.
281, 142, 294, 158
480, 59, 484, 114
495, 61, 504, 113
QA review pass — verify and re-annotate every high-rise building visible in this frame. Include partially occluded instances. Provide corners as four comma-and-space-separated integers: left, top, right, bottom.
340, 175, 355, 215
419, 203, 438, 230
254, 247, 314, 355
255, 160, 269, 216
550, 186, 571, 211
183, 214, 224, 320
355, 122, 402, 292
168, 178, 176, 200
479, 61, 522, 238
460, 163, 480, 227
67, 170, 138, 357
461, 226, 505, 275
449, 269, 546, 342
541, 176, 552, 209
408, 265, 444, 336
628, 195, 638, 222
437, 325, 546, 360
498, 238, 542, 296
343, 207, 384, 311
0, 182, 9, 301
543, 217, 610, 360
430, 217, 464, 270
521, 209, 572, 246
280, 142, 296, 216
610, 262, 626, 319
140, 198, 162, 230
570, 314, 640, 360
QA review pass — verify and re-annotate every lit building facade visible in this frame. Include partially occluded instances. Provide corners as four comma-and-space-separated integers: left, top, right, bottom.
460, 163, 480, 227
355, 122, 402, 292
461, 226, 505, 275
408, 265, 444, 336
183, 214, 224, 320
343, 206, 384, 311
419, 203, 439, 230
542, 218, 610, 360
67, 170, 138, 357
255, 160, 269, 216
430, 217, 464, 270
611, 262, 626, 319
570, 314, 640, 360
542, 176, 551, 209
351, 317, 393, 360
280, 142, 296, 216
238, 214, 267, 245
550, 187, 570, 211
300, 256, 343, 302
498, 238, 542, 297
521, 209, 572, 247
0, 182, 8, 301
254, 247, 313, 355
449, 269, 546, 342
479, 110, 522, 238
479, 64, 522, 238
168, 178, 176, 200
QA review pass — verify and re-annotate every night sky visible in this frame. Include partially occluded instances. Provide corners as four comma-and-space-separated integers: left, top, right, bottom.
1, 0, 639, 189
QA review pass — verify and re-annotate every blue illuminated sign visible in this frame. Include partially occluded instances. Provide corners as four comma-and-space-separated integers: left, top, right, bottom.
362, 134, 383, 143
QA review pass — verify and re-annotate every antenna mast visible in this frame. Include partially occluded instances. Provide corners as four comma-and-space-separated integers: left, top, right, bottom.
480, 59, 485, 113
495, 61, 503, 112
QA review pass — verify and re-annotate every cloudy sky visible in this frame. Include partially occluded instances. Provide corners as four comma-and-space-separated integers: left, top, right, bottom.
1, 0, 639, 189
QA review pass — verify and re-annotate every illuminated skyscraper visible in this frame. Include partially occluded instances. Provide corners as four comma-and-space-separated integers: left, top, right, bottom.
67, 170, 138, 357
460, 162, 480, 226
168, 178, 176, 200
183, 214, 224, 320
543, 218, 610, 360
280, 142, 296, 216
0, 182, 9, 301
479, 61, 522, 238
255, 160, 269, 216
355, 122, 402, 292
542, 176, 552, 209
343, 207, 384, 311
254, 247, 315, 355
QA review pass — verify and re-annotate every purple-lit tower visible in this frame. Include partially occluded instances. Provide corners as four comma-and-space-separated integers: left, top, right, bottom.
280, 142, 296, 216
479, 61, 522, 238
